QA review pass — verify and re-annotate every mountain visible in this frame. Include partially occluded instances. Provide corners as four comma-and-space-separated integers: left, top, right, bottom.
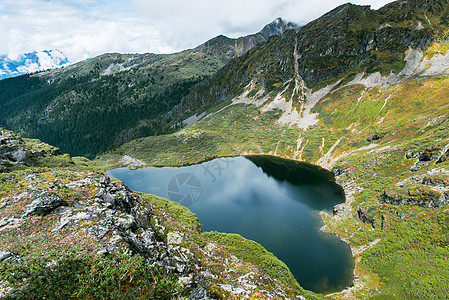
0, 50, 69, 80
166, 0, 449, 124
192, 17, 298, 58
2, 0, 449, 298
0, 18, 295, 158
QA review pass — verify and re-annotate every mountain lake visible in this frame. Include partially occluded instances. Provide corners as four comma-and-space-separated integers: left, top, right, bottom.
107, 155, 354, 294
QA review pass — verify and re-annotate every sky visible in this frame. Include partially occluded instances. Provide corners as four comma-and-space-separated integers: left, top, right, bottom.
0, 0, 396, 63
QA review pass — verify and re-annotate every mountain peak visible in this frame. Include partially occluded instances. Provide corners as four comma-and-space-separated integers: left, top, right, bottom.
192, 18, 297, 58
0, 49, 69, 80
259, 17, 299, 40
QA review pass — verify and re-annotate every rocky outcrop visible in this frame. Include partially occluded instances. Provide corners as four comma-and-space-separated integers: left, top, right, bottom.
0, 127, 66, 172
422, 175, 449, 187
191, 18, 298, 59
366, 134, 383, 143
407, 145, 449, 172
357, 204, 377, 228
378, 188, 449, 208
23, 195, 63, 216
0, 129, 33, 171
1, 171, 195, 275
436, 149, 449, 164
0, 250, 20, 266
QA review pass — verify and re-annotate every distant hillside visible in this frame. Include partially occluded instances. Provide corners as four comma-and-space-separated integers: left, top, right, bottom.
0, 19, 295, 158
0, 50, 69, 80
167, 0, 449, 124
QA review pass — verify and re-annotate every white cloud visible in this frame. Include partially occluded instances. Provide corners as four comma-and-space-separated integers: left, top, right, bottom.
0, 0, 169, 62
0, 0, 395, 63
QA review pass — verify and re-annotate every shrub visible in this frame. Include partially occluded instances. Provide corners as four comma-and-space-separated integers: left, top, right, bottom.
0, 252, 180, 299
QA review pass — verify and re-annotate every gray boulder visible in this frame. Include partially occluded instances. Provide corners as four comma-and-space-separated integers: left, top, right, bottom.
190, 286, 209, 300
23, 195, 63, 216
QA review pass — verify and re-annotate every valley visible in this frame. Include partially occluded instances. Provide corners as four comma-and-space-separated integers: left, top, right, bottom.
1, 0, 449, 298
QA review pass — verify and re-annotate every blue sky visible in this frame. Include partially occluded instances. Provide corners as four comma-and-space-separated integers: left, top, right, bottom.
0, 0, 395, 63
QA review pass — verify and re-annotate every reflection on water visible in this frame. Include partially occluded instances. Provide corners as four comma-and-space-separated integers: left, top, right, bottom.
108, 156, 354, 294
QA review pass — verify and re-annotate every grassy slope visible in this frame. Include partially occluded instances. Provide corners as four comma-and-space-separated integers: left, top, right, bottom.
98, 70, 449, 298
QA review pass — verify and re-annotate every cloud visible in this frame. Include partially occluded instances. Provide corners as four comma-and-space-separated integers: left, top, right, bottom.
0, 0, 395, 63
0, 0, 169, 62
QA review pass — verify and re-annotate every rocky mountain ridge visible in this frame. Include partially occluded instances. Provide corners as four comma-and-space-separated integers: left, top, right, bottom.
166, 0, 449, 126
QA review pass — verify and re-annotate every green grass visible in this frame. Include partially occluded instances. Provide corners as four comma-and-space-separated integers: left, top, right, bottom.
362, 207, 449, 298
1, 252, 180, 299
140, 193, 202, 232
204, 231, 299, 289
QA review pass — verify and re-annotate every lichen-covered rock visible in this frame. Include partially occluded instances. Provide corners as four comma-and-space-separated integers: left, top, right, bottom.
422, 175, 449, 187
408, 146, 449, 171
23, 195, 63, 216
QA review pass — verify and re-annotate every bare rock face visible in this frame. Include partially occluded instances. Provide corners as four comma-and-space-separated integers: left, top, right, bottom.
0, 250, 21, 266
189, 286, 209, 300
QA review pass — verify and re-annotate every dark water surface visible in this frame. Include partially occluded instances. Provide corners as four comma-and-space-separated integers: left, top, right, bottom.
108, 156, 354, 294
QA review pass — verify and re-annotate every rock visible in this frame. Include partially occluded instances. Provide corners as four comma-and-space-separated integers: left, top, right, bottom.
331, 167, 343, 176
422, 175, 449, 187
0, 217, 24, 230
23, 195, 63, 216
367, 134, 382, 143
401, 211, 415, 218
178, 275, 193, 288
419, 146, 441, 161
0, 250, 14, 262
357, 204, 376, 228
167, 231, 183, 245
87, 224, 110, 240
0, 159, 13, 167
410, 164, 419, 172
0, 250, 20, 266
379, 189, 449, 208
406, 151, 421, 159
24, 174, 38, 181
410, 161, 429, 172
0, 165, 9, 173
10, 148, 27, 163
190, 286, 209, 300
333, 203, 349, 217
436, 149, 449, 164
115, 214, 136, 230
